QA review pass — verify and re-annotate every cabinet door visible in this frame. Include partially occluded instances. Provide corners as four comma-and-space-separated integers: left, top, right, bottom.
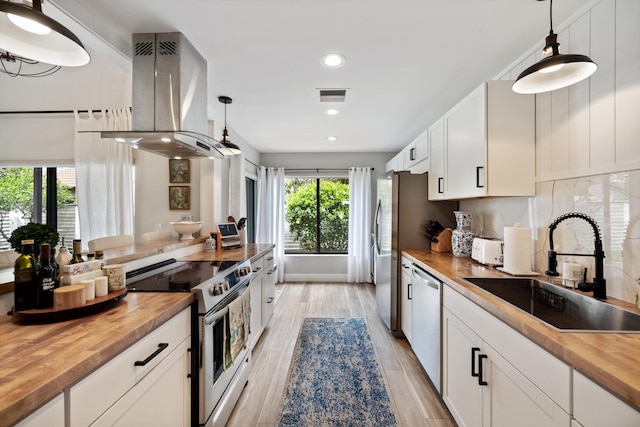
405, 131, 429, 173
262, 251, 276, 326
428, 118, 446, 200
16, 394, 64, 427
249, 274, 263, 349
400, 259, 412, 343
573, 370, 640, 427
91, 338, 191, 427
442, 308, 483, 427
481, 343, 570, 427
445, 84, 486, 199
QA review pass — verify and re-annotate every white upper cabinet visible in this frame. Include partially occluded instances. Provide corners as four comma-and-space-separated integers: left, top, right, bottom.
403, 130, 429, 174
438, 81, 535, 200
428, 118, 446, 200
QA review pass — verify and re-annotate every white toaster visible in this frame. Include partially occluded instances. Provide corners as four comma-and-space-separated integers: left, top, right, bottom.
471, 237, 504, 266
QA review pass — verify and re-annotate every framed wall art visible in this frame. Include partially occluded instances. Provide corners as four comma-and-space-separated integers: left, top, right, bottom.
169, 186, 190, 210
169, 158, 190, 183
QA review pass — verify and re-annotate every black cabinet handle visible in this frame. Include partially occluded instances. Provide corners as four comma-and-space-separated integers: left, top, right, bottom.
134, 343, 169, 366
476, 166, 484, 188
410, 147, 416, 161
478, 354, 488, 386
438, 177, 444, 194
408, 283, 412, 300
471, 347, 480, 377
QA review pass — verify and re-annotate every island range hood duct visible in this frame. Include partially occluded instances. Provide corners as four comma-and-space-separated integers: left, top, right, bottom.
101, 32, 234, 158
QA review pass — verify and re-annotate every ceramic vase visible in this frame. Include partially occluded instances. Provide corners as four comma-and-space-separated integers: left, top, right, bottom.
452, 211, 474, 257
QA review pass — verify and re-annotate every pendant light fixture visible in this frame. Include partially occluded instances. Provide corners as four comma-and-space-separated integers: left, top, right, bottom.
512, 0, 597, 94
218, 96, 242, 156
0, 0, 90, 69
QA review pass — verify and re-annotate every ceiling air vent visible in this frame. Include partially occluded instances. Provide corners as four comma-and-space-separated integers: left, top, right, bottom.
318, 88, 348, 103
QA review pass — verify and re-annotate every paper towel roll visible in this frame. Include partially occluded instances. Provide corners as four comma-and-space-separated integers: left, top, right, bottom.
502, 223, 532, 274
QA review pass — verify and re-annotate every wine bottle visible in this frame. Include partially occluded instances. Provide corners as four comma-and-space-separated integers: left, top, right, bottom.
14, 239, 37, 311
37, 243, 58, 309
70, 239, 85, 264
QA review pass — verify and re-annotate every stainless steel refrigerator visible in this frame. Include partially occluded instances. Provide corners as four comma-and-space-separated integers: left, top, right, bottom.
374, 171, 457, 337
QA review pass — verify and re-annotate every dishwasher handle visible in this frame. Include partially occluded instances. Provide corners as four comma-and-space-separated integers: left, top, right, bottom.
411, 265, 440, 290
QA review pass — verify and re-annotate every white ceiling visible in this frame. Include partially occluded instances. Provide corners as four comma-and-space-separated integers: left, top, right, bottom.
39, 0, 590, 153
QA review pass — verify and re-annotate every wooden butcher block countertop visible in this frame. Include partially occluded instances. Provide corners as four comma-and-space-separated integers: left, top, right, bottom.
179, 243, 275, 263
403, 249, 640, 412
0, 291, 194, 427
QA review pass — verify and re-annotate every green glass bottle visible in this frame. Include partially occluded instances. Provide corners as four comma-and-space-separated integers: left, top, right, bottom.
14, 239, 37, 312
37, 243, 58, 309
70, 239, 84, 264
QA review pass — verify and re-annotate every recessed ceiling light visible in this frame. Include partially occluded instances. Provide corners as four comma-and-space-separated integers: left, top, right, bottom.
321, 53, 346, 69
328, 136, 337, 142
326, 109, 340, 116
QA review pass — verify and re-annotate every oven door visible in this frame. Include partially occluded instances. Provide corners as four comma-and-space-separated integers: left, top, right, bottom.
199, 284, 251, 426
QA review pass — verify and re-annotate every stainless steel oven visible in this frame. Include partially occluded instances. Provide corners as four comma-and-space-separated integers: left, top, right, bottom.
127, 259, 253, 427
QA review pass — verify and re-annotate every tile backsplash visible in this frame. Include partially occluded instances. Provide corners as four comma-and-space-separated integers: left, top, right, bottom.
461, 170, 640, 304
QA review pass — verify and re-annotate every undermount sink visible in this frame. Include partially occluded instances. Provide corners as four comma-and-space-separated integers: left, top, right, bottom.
462, 277, 640, 333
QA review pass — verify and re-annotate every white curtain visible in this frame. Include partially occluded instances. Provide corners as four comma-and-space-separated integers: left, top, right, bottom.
229, 152, 247, 222
74, 109, 134, 247
255, 166, 285, 283
347, 167, 372, 283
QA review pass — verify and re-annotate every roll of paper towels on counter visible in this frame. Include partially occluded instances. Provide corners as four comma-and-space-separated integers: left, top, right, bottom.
502, 223, 532, 274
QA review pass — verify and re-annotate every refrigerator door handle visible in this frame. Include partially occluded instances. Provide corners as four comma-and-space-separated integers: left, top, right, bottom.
374, 199, 382, 252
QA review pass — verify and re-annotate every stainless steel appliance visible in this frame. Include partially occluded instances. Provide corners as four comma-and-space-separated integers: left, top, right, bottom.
374, 171, 456, 337
127, 258, 253, 427
411, 264, 442, 393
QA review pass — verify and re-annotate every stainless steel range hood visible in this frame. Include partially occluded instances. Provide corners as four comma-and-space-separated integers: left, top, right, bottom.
102, 32, 234, 158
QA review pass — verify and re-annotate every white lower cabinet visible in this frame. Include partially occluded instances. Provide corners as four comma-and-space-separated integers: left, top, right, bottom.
573, 370, 640, 427
443, 285, 571, 427
262, 249, 276, 327
69, 307, 191, 427
400, 258, 412, 343
15, 394, 64, 427
249, 248, 277, 348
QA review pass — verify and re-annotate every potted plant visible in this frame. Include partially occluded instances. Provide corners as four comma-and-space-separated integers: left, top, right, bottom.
8, 223, 59, 255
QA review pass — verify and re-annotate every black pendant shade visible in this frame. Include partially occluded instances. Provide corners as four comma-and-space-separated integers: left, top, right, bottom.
512, 0, 596, 94
218, 95, 241, 156
0, 0, 90, 67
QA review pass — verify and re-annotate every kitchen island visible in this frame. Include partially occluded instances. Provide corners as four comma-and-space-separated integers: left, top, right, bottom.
404, 249, 640, 416
0, 240, 274, 426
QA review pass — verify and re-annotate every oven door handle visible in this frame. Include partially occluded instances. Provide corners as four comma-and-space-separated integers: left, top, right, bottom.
205, 307, 229, 325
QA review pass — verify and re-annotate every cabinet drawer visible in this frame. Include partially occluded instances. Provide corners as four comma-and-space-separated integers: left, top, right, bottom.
251, 256, 264, 276
69, 307, 191, 427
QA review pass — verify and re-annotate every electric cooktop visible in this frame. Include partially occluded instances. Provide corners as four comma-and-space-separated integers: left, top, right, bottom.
126, 259, 241, 292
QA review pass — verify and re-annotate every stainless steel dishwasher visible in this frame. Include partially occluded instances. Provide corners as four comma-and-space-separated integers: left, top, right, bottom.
411, 263, 442, 393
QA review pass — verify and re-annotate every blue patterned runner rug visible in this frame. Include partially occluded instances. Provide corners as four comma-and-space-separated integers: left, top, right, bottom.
277, 317, 397, 426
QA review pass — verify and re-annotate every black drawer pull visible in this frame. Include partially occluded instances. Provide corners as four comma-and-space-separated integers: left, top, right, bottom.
471, 347, 480, 377
478, 354, 488, 386
408, 283, 412, 300
438, 177, 444, 194
135, 343, 169, 366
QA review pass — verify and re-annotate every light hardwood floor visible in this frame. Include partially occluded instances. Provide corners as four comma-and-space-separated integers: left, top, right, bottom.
226, 282, 456, 427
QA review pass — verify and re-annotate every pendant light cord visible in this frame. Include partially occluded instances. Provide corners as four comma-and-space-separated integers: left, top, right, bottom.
548, 0, 554, 35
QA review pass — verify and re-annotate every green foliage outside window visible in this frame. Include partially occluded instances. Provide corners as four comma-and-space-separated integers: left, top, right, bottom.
0, 167, 76, 241
285, 178, 349, 253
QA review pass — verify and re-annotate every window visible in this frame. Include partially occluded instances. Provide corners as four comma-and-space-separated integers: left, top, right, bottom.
285, 177, 349, 254
0, 167, 77, 250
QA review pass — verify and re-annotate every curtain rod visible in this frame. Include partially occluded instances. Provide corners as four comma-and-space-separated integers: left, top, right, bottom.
0, 108, 131, 115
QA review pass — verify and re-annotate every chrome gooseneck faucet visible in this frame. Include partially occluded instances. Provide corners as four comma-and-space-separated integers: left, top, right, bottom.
545, 212, 607, 300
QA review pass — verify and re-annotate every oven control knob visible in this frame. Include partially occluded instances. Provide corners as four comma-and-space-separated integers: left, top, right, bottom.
209, 286, 216, 296
238, 267, 246, 276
